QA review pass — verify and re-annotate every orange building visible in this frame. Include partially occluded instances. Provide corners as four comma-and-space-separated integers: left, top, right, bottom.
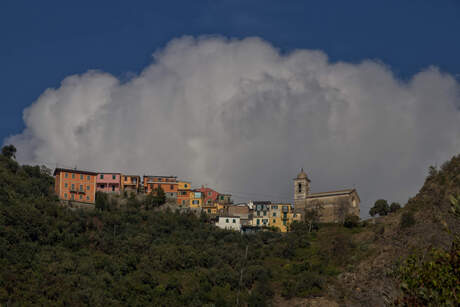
121, 175, 140, 193
143, 175, 178, 199
54, 168, 97, 204
177, 181, 191, 206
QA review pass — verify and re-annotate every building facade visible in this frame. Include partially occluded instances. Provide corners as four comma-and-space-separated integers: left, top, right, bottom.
121, 175, 140, 193
215, 216, 241, 231
197, 186, 220, 206
96, 173, 121, 193
54, 168, 97, 204
189, 191, 203, 209
177, 181, 191, 207
293, 169, 360, 223
144, 176, 178, 200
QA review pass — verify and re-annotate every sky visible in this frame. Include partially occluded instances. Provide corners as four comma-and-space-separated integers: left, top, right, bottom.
1, 1, 460, 215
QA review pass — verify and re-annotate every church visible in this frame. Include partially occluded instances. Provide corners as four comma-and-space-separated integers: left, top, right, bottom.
293, 168, 360, 223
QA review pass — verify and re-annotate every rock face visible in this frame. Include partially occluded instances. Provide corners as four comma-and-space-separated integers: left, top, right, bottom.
293, 169, 360, 222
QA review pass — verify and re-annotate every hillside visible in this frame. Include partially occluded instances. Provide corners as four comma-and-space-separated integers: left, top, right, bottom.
0, 154, 363, 306
336, 154, 460, 306
0, 152, 459, 306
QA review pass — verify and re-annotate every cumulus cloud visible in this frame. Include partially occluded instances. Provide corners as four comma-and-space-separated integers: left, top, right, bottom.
6, 36, 460, 214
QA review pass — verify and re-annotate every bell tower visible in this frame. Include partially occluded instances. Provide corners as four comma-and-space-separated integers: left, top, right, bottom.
294, 168, 310, 207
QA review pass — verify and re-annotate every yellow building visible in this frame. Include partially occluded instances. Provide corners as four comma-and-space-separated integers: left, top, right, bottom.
189, 190, 203, 209
268, 203, 300, 232
177, 181, 192, 206
250, 201, 300, 232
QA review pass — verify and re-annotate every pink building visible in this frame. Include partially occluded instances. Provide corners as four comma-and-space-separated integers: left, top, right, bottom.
96, 173, 121, 193
197, 186, 220, 206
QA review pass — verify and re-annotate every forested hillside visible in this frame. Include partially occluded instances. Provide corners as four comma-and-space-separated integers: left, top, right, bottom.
1, 150, 459, 306
0, 153, 364, 306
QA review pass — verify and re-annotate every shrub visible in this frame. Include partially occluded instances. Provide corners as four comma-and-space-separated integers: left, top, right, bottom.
390, 202, 401, 213
400, 211, 416, 228
369, 199, 390, 217
343, 214, 360, 228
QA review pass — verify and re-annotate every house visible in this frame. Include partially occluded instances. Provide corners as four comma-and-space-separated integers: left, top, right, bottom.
293, 168, 360, 223
96, 173, 121, 194
250, 201, 272, 227
189, 190, 203, 209
197, 186, 219, 206
54, 168, 97, 204
144, 175, 178, 200
121, 175, 140, 193
215, 216, 241, 231
217, 193, 232, 204
177, 181, 191, 206
267, 203, 301, 232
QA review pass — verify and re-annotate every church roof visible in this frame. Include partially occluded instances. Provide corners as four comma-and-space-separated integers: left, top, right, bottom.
306, 189, 360, 202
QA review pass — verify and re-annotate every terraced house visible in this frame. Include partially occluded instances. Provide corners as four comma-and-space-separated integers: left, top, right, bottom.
143, 175, 178, 200
96, 173, 121, 193
121, 175, 140, 193
177, 181, 191, 206
54, 168, 97, 204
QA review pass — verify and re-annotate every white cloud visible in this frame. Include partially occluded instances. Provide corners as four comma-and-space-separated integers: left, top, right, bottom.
6, 36, 460, 214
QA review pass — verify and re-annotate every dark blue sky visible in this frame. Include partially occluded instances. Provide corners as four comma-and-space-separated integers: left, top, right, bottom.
2, 0, 460, 143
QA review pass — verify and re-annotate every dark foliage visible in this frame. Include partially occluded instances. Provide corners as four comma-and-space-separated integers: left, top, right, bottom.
0, 155, 348, 306
343, 214, 360, 228
389, 202, 401, 213
369, 199, 389, 217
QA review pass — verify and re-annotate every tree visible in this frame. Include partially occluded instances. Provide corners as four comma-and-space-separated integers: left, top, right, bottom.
390, 202, 401, 213
369, 199, 390, 217
304, 200, 323, 232
344, 214, 360, 228
1, 144, 16, 159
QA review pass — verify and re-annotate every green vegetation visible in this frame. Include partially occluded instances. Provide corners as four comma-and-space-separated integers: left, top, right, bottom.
397, 196, 460, 306
0, 147, 365, 306
369, 199, 389, 217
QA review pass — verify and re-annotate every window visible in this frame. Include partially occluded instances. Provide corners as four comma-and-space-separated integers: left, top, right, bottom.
184, 184, 188, 188
64, 193, 67, 199
65, 173, 68, 178
298, 183, 302, 193
283, 220, 287, 226
112, 185, 115, 191
87, 175, 90, 180
100, 174, 104, 179
273, 205, 278, 210
87, 185, 90, 190
86, 196, 89, 200
170, 185, 174, 190
208, 192, 212, 196
79, 184, 83, 191
257, 211, 261, 217
232, 219, 236, 223
112, 175, 116, 180
71, 184, 75, 190
208, 209, 211, 213
226, 218, 229, 223
256, 219, 260, 225
273, 219, 276, 223
263, 211, 267, 216
65, 183, 68, 188
80, 174, 83, 180
71, 194, 74, 200
182, 200, 186, 205
273, 212, 276, 217
72, 173, 75, 179
79, 194, 82, 200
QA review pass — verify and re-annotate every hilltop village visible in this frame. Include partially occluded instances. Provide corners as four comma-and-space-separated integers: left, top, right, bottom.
54, 167, 360, 232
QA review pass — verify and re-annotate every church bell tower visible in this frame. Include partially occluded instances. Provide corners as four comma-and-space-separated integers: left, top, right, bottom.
294, 168, 310, 207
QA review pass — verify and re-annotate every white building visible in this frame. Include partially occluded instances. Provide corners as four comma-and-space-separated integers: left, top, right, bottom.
215, 216, 241, 231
